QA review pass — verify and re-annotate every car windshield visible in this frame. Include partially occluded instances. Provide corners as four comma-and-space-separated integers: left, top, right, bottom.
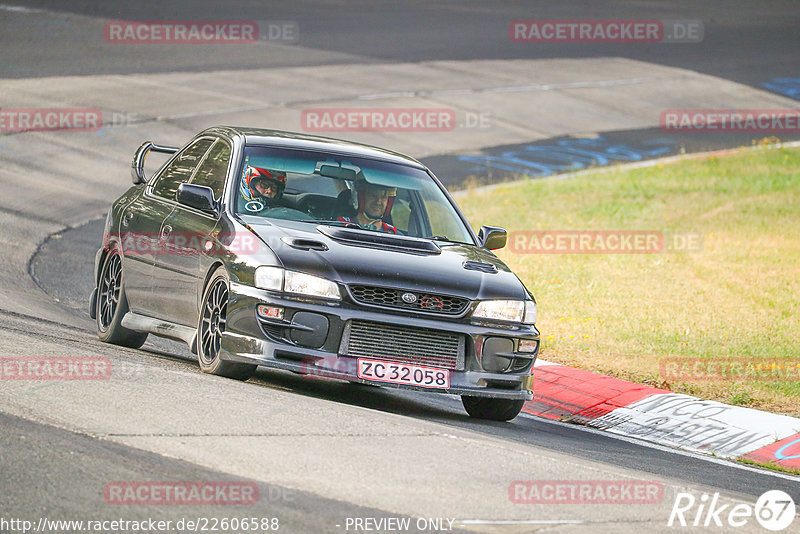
234, 145, 475, 244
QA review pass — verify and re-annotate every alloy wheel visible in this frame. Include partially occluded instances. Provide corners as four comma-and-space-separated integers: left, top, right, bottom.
199, 278, 228, 364
98, 253, 122, 331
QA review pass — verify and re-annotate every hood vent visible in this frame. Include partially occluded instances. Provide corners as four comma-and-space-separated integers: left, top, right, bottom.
463, 260, 498, 273
282, 237, 328, 251
316, 225, 441, 254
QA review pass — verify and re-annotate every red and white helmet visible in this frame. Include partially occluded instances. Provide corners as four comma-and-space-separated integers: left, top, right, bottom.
245, 166, 286, 199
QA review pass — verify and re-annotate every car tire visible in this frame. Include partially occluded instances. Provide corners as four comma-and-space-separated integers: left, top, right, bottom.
95, 249, 148, 349
196, 267, 257, 381
461, 396, 525, 421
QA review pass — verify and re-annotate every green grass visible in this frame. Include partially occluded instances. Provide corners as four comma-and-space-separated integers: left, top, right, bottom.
737, 457, 800, 476
457, 143, 800, 416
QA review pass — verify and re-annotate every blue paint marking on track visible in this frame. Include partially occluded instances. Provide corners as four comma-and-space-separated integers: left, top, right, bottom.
760, 78, 800, 100
775, 438, 800, 461
457, 136, 676, 177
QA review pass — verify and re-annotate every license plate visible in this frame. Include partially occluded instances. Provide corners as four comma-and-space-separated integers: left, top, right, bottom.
357, 358, 450, 389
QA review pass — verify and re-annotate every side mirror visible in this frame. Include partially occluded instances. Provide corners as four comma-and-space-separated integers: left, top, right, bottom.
176, 184, 218, 213
478, 225, 507, 250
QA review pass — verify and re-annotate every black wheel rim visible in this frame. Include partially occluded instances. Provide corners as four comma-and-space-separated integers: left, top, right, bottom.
199, 278, 228, 365
98, 253, 122, 331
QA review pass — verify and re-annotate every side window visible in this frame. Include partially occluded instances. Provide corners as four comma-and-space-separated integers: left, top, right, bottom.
190, 139, 231, 200
151, 138, 214, 200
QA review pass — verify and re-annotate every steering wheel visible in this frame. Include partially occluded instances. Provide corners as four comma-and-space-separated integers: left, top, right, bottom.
295, 195, 336, 219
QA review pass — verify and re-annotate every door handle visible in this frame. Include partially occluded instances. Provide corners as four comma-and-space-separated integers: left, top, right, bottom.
161, 225, 173, 240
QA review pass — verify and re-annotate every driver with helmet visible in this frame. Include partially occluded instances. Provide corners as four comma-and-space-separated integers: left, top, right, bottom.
337, 180, 399, 234
239, 166, 287, 212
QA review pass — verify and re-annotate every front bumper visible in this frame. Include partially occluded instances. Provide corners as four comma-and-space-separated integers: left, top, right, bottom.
221, 282, 538, 400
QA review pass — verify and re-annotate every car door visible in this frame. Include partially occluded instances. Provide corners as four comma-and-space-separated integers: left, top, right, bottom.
129, 137, 214, 319
155, 138, 232, 327
118, 189, 161, 314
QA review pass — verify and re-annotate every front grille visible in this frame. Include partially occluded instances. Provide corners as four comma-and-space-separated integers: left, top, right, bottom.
341, 320, 465, 370
349, 285, 469, 316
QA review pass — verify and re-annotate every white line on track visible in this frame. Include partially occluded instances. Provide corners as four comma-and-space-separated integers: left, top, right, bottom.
57, 75, 665, 127
334, 520, 586, 529
59, 76, 667, 126
358, 77, 658, 101
0, 4, 43, 12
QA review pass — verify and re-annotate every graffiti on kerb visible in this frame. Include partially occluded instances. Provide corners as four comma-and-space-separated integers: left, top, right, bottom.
458, 136, 676, 177
775, 438, 800, 461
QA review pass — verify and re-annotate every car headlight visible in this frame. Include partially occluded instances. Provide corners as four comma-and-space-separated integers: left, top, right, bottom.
255, 266, 341, 300
254, 266, 283, 291
473, 300, 536, 324
285, 271, 340, 300
524, 300, 537, 324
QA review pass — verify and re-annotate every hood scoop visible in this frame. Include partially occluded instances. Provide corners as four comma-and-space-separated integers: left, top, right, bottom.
281, 237, 328, 251
316, 225, 441, 255
463, 260, 498, 273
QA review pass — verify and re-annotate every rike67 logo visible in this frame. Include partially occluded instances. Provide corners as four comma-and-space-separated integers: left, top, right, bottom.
668, 490, 795, 531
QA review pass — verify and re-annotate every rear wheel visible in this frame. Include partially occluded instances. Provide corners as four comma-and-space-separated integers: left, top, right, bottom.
96, 250, 148, 348
461, 396, 525, 421
197, 267, 257, 381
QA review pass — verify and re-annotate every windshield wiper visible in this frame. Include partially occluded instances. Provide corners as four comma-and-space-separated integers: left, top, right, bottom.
300, 219, 361, 229
423, 235, 471, 246
424, 235, 453, 242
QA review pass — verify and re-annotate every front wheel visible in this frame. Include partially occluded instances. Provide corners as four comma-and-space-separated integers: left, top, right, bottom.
461, 396, 525, 421
196, 267, 257, 381
96, 250, 148, 348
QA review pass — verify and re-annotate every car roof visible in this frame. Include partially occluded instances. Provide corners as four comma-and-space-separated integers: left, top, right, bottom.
202, 126, 427, 170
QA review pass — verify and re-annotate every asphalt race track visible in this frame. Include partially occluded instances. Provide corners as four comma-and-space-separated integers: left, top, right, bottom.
1, 2, 799, 533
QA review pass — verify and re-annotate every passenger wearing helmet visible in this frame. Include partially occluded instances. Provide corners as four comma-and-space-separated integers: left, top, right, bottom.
239, 166, 287, 213
337, 181, 399, 234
